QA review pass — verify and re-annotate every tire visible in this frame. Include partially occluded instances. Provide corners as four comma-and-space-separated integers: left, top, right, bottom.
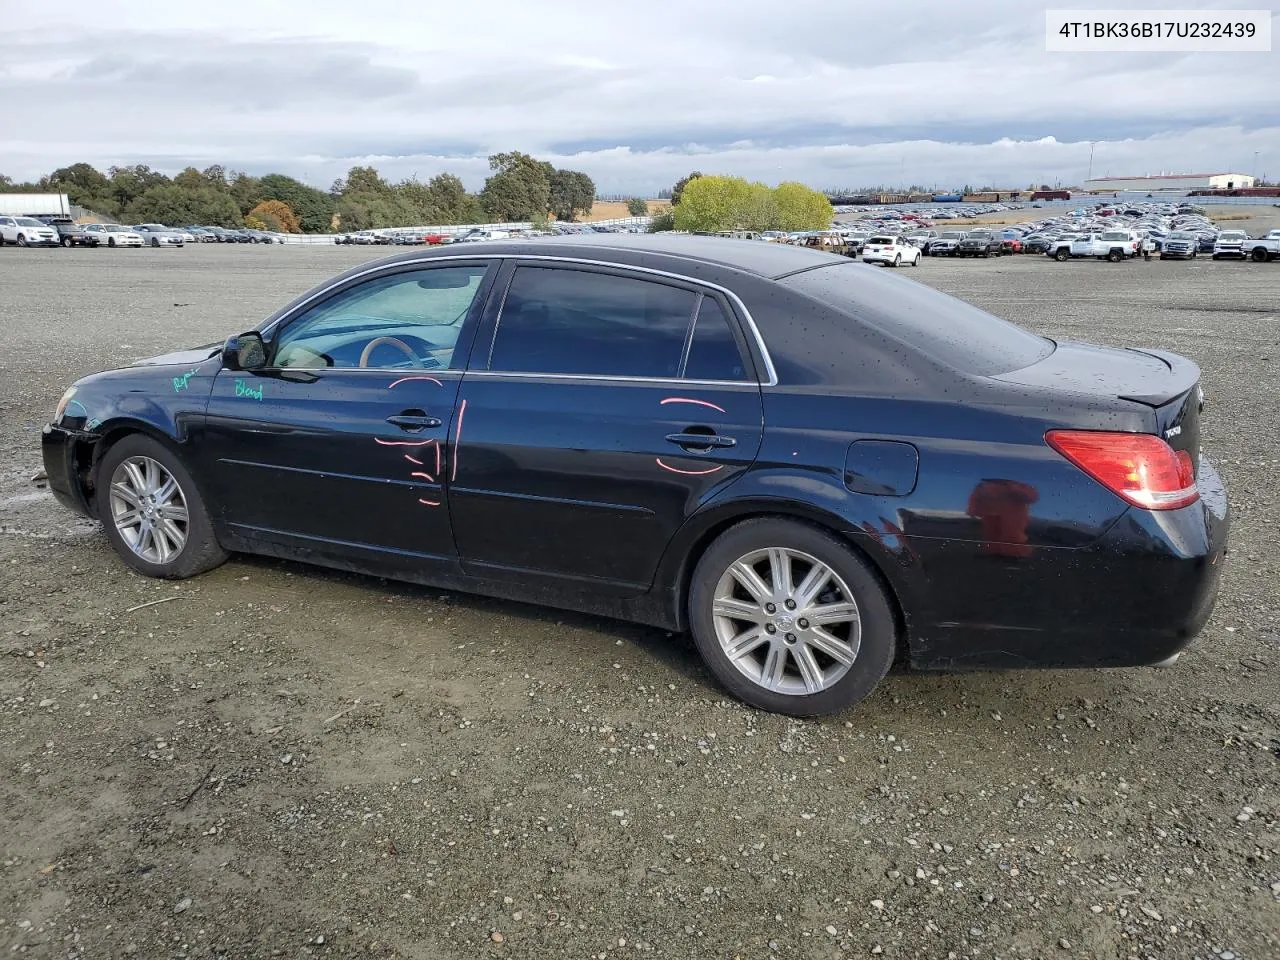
109, 237, 116, 248
151, 238, 160, 247
17, 234, 28, 247
1253, 248, 1270, 263
1160, 255, 1168, 261
688, 518, 897, 716
1191, 251, 1197, 260
95, 434, 228, 580
892, 254, 900, 267
62, 236, 73, 248
1054, 248, 1070, 261
1107, 249, 1123, 262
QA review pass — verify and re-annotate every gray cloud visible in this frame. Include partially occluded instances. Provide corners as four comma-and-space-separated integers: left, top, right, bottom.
1, 0, 1276, 191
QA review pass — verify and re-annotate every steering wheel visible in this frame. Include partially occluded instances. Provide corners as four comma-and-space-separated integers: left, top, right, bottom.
359, 336, 423, 368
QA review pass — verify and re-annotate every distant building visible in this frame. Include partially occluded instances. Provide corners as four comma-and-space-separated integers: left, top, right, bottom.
1084, 173, 1256, 193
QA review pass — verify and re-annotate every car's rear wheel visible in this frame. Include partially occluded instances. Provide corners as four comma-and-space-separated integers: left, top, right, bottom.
62, 236, 73, 248
892, 254, 900, 267
1054, 248, 1069, 261
95, 434, 228, 580
1107, 249, 1123, 262
688, 518, 896, 716
1252, 247, 1269, 262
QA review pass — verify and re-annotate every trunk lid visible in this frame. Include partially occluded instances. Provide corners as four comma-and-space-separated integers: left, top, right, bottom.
994, 340, 1204, 471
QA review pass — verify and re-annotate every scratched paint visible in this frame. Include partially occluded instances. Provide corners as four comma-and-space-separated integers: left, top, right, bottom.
388, 375, 444, 389
171, 366, 202, 393
659, 396, 727, 414
655, 458, 725, 477
234, 379, 264, 401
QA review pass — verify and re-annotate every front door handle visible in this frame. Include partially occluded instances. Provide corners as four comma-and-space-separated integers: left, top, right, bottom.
386, 412, 442, 431
665, 431, 737, 451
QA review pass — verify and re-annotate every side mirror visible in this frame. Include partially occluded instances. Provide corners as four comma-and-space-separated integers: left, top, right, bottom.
222, 332, 267, 371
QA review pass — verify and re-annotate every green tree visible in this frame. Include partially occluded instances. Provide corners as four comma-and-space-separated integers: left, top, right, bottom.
258, 174, 334, 232
343, 165, 391, 195
202, 165, 228, 188
672, 175, 771, 232
44, 163, 111, 206
228, 172, 263, 215
480, 151, 551, 222
626, 197, 649, 217
172, 166, 209, 191
670, 171, 703, 205
108, 164, 170, 207
548, 168, 595, 221
424, 173, 483, 224
773, 181, 833, 231
123, 184, 241, 226
647, 209, 675, 232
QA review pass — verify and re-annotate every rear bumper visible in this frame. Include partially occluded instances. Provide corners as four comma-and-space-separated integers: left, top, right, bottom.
905, 455, 1229, 670
41, 424, 96, 518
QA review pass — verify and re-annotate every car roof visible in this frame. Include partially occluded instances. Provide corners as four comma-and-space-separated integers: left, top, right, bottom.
371, 234, 851, 280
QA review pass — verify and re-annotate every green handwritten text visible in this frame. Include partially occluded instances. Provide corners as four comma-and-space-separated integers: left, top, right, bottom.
172, 366, 201, 392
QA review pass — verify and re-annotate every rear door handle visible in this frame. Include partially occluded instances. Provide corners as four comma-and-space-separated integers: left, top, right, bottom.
386, 413, 442, 430
665, 432, 736, 450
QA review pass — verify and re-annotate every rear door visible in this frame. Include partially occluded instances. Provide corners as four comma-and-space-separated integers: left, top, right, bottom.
199, 260, 496, 571
449, 261, 766, 592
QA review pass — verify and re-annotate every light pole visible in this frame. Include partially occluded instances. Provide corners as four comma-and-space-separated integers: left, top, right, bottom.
1254, 151, 1259, 181
1088, 141, 1097, 185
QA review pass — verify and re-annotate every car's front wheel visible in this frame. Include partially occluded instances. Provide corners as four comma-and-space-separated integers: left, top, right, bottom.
688, 518, 897, 716
95, 434, 228, 579
62, 236, 73, 248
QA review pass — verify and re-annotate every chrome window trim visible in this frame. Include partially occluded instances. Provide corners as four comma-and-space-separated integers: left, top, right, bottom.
261, 253, 779, 386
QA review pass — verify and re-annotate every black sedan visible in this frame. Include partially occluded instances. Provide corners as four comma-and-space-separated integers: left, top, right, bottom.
41, 236, 1228, 716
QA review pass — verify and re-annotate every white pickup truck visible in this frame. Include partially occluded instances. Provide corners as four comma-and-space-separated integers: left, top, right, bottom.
1244, 230, 1280, 262
1048, 230, 1139, 262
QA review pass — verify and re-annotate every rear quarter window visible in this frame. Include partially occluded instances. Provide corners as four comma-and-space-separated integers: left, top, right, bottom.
778, 263, 1053, 377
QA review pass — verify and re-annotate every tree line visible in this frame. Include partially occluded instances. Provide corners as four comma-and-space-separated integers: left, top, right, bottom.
0, 151, 601, 232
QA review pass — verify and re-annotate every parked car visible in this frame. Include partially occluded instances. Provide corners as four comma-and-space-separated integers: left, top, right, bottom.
183, 226, 217, 242
862, 235, 921, 267
1159, 232, 1199, 260
903, 230, 939, 253
40, 236, 1228, 716
133, 224, 186, 247
928, 231, 966, 256
1244, 230, 1280, 262
45, 218, 102, 247
0, 215, 61, 246
82, 224, 144, 248
997, 232, 1023, 255
955, 230, 1002, 257
1212, 230, 1247, 260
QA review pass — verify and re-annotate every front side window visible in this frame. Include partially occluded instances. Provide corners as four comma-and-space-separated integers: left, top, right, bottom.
272, 265, 490, 370
487, 267, 697, 378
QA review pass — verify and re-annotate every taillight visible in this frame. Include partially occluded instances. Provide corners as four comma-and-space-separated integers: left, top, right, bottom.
1045, 430, 1198, 510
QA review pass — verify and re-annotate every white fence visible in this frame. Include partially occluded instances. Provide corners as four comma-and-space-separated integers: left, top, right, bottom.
273, 216, 653, 245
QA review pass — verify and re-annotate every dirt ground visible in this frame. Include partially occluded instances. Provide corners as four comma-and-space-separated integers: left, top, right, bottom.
577, 200, 670, 223
1, 233, 1278, 959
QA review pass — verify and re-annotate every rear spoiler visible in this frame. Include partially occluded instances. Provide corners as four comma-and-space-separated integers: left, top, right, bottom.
1119, 347, 1200, 407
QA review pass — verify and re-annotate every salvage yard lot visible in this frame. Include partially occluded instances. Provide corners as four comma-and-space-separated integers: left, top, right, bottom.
2, 244, 1278, 959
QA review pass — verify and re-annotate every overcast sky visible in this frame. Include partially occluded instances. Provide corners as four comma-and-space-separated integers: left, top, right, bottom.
1, 0, 1276, 193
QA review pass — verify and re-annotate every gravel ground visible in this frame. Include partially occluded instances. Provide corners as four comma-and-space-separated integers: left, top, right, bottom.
1, 229, 1278, 960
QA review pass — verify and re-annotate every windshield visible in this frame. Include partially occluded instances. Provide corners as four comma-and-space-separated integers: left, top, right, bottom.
940, 232, 964, 239
1170, 232, 1193, 240
1100, 232, 1130, 241
1219, 231, 1245, 240
15, 217, 44, 227
868, 237, 895, 244
104, 224, 130, 232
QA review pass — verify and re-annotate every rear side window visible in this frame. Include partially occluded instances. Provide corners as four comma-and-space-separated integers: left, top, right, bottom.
489, 267, 697, 378
779, 264, 1053, 377
684, 297, 748, 381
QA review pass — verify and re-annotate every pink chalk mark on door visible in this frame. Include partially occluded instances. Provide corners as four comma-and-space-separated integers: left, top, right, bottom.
404, 453, 423, 465
660, 397, 727, 414
450, 399, 467, 482
655, 458, 725, 476
410, 471, 435, 482
388, 376, 444, 389
375, 437, 436, 447
417, 498, 441, 507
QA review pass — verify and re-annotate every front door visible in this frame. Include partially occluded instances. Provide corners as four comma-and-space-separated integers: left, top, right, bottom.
199, 260, 496, 571
450, 262, 765, 592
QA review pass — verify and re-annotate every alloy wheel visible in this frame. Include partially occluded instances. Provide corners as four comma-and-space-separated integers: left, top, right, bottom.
711, 547, 861, 696
108, 456, 189, 563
